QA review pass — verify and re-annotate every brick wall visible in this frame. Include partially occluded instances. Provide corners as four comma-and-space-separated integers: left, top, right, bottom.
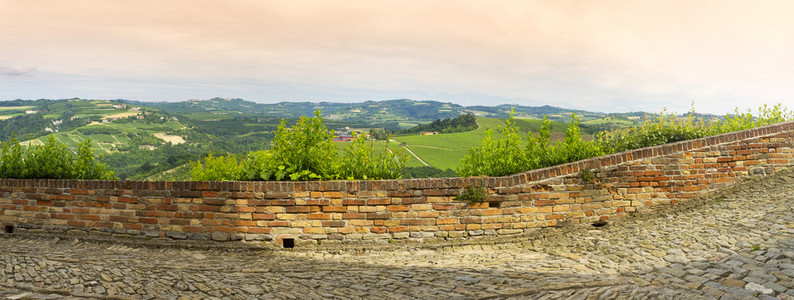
2, 122, 794, 246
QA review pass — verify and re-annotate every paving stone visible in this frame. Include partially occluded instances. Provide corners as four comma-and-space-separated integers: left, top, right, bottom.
745, 282, 775, 295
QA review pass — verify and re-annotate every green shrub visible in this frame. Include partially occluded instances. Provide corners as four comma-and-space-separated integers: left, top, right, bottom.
0, 135, 115, 180
454, 184, 488, 204
458, 111, 601, 177
339, 134, 407, 180
190, 111, 407, 181
460, 103, 794, 178
0, 135, 24, 178
73, 138, 115, 180
269, 111, 339, 180
24, 135, 73, 179
599, 104, 794, 154
458, 112, 529, 177
190, 153, 244, 181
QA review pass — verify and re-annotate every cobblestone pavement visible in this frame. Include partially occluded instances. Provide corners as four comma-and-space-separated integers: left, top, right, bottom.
2, 172, 794, 299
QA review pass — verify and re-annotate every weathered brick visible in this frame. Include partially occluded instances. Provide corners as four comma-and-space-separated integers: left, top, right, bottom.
252, 213, 275, 220
367, 199, 390, 205
285, 206, 310, 213
322, 220, 345, 227
410, 203, 432, 211
433, 204, 456, 210
460, 217, 482, 224
482, 209, 503, 216
322, 206, 346, 213
343, 199, 365, 205
323, 192, 345, 198
400, 219, 423, 226
234, 206, 255, 213
387, 205, 409, 212
342, 212, 366, 219
307, 213, 331, 220
367, 212, 391, 220
388, 226, 409, 232
417, 211, 440, 218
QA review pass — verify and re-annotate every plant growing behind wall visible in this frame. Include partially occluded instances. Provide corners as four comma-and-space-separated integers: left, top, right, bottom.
191, 111, 407, 181
598, 103, 794, 154
339, 133, 408, 180
460, 104, 794, 178
458, 110, 602, 177
0, 134, 115, 180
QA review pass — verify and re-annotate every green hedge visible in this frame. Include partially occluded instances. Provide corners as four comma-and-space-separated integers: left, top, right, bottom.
190, 111, 408, 181
0, 135, 115, 180
459, 104, 794, 177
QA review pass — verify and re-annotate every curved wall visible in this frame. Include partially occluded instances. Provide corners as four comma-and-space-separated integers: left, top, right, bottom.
1, 122, 793, 246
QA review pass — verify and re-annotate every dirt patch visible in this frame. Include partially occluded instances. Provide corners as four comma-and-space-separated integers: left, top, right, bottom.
104, 112, 140, 120
0, 106, 34, 110
154, 133, 185, 144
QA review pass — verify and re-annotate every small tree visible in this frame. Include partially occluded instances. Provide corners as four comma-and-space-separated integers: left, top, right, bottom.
269, 110, 339, 180
339, 133, 407, 180
458, 110, 528, 177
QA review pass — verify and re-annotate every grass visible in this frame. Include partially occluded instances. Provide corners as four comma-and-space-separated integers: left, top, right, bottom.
146, 163, 192, 181
392, 117, 581, 170
183, 112, 235, 121
581, 116, 635, 127
393, 118, 501, 170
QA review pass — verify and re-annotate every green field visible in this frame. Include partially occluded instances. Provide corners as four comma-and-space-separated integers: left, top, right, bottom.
392, 117, 590, 170
393, 118, 501, 170
580, 116, 637, 131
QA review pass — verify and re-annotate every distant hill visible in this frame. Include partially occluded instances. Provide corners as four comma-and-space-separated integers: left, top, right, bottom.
127, 97, 621, 127
134, 98, 469, 129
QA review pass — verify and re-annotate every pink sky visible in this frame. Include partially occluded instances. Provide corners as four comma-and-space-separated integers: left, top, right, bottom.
2, 0, 794, 114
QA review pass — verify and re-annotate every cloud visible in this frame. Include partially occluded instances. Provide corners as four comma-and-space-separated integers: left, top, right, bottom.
0, 66, 36, 76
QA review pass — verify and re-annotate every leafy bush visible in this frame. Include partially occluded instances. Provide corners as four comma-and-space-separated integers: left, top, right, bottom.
599, 104, 794, 153
457, 112, 529, 177
460, 104, 794, 178
339, 134, 407, 180
190, 111, 408, 181
0, 135, 115, 180
554, 114, 604, 163
458, 111, 602, 177
268, 111, 339, 180
189, 153, 244, 181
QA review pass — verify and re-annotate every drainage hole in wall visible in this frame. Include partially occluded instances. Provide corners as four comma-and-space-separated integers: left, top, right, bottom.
282, 238, 295, 248
591, 221, 608, 228
4, 225, 14, 234
488, 201, 500, 208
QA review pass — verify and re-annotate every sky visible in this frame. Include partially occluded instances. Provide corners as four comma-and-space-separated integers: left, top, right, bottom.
2, 0, 794, 114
